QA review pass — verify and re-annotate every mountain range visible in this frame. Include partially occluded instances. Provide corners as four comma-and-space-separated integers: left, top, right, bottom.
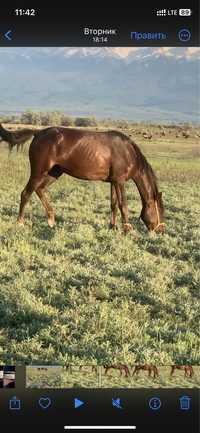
0, 47, 199, 122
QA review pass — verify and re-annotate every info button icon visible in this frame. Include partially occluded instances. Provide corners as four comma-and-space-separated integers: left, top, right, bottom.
149, 397, 162, 411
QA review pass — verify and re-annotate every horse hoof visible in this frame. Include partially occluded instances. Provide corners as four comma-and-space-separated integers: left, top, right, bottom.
122, 223, 132, 233
109, 223, 118, 230
48, 218, 55, 228
17, 219, 24, 226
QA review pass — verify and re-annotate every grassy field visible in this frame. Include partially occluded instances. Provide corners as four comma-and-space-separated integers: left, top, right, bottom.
61, 366, 99, 388
0, 123, 199, 375
26, 366, 61, 388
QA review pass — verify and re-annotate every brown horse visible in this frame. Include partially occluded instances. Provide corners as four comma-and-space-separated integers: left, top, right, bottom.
170, 365, 194, 378
132, 364, 159, 378
0, 123, 38, 152
104, 364, 130, 377
17, 127, 165, 233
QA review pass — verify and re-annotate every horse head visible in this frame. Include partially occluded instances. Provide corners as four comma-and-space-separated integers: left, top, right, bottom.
140, 192, 165, 233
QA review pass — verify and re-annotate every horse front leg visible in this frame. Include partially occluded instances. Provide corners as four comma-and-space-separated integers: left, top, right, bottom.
125, 367, 130, 378
132, 366, 137, 376
116, 184, 132, 233
18, 175, 44, 225
36, 185, 55, 227
115, 182, 132, 233
170, 366, 175, 377
109, 183, 118, 229
35, 170, 63, 227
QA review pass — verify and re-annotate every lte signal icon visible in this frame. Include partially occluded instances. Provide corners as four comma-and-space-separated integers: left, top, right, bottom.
156, 9, 166, 16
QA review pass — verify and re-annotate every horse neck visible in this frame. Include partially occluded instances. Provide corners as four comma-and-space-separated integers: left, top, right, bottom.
132, 170, 157, 206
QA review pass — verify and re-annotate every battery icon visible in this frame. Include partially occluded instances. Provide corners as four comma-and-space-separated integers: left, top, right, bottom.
179, 9, 192, 16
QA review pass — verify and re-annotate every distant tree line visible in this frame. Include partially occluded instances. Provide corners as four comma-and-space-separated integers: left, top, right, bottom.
0, 111, 196, 130
0, 111, 98, 127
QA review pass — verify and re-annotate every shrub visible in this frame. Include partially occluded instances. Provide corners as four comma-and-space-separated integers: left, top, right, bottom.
74, 117, 97, 127
61, 115, 74, 127
21, 110, 42, 125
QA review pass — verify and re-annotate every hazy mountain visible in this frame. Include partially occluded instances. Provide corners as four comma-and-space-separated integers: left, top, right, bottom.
0, 47, 199, 122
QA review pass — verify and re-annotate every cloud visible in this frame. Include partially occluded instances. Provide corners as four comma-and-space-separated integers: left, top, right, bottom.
109, 47, 200, 60
185, 47, 200, 58
111, 47, 143, 58
152, 47, 173, 56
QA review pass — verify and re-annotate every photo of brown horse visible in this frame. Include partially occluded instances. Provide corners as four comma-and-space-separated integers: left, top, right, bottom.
104, 364, 130, 377
0, 46, 199, 372
17, 127, 165, 234
170, 365, 194, 378
132, 364, 159, 378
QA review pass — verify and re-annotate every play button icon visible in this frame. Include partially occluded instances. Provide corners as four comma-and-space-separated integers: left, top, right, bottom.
74, 398, 84, 409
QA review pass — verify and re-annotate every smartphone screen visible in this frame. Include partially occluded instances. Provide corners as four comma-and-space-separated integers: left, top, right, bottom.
0, 4, 199, 432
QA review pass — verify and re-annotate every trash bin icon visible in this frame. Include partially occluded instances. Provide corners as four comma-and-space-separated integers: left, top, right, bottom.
179, 396, 191, 410
9, 396, 21, 410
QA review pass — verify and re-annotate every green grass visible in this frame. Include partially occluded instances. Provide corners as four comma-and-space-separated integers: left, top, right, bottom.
61, 366, 99, 388
0, 127, 200, 372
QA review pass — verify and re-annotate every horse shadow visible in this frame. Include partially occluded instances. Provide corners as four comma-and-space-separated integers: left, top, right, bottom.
33, 224, 56, 241
0, 206, 18, 219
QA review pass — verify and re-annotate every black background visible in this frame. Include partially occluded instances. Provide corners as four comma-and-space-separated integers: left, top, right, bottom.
0, 3, 199, 46
0, 388, 199, 432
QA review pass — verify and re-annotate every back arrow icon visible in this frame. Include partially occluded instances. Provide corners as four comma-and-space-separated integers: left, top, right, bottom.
5, 30, 12, 41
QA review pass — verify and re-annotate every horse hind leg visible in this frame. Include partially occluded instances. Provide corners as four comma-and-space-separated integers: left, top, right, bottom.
125, 366, 130, 378
154, 367, 158, 378
170, 366, 175, 377
109, 183, 118, 229
18, 175, 45, 225
9, 142, 14, 153
104, 367, 108, 375
132, 367, 137, 376
36, 188, 55, 227
36, 166, 63, 227
35, 178, 55, 227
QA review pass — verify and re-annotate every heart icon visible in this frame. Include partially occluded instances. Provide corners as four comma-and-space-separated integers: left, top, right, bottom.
38, 397, 51, 410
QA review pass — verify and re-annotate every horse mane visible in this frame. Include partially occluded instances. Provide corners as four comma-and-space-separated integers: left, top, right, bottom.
131, 139, 159, 198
